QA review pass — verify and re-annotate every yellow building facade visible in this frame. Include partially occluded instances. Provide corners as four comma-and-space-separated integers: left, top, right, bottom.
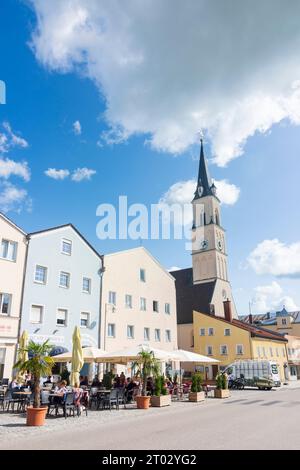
193, 311, 288, 381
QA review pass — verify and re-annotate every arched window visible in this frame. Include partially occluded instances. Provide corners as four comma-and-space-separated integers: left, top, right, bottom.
215, 209, 220, 226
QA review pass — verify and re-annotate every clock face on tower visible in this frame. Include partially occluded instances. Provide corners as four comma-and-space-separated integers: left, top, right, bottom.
201, 240, 208, 250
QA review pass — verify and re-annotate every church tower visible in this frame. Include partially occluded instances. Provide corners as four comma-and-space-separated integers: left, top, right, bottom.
191, 140, 237, 318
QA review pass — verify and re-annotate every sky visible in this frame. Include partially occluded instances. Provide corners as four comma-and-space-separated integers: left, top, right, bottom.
1, 0, 300, 315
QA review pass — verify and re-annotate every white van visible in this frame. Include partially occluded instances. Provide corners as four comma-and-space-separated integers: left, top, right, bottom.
225, 360, 281, 388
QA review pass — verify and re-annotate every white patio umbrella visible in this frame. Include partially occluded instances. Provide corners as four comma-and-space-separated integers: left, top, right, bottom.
54, 347, 107, 363
96, 343, 176, 364
169, 349, 219, 364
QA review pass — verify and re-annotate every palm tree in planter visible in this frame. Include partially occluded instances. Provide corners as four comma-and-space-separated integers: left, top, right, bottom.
151, 375, 171, 407
189, 373, 205, 402
14, 340, 54, 426
132, 350, 160, 409
214, 373, 230, 399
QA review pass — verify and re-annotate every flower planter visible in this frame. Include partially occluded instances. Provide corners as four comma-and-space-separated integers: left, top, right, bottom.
188, 391, 205, 402
26, 406, 48, 426
214, 389, 230, 399
136, 396, 151, 409
150, 394, 171, 407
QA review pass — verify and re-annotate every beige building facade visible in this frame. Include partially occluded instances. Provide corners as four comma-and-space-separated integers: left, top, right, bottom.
0, 214, 27, 380
101, 247, 178, 374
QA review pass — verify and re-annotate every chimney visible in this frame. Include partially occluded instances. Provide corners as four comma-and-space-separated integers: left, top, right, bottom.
223, 299, 233, 323
249, 314, 253, 324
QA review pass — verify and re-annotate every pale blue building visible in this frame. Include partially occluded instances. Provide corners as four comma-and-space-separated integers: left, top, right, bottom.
20, 224, 103, 375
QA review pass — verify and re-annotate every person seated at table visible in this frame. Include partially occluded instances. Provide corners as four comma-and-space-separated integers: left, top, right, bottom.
54, 380, 68, 395
79, 376, 88, 387
9, 378, 21, 390
120, 372, 126, 386
113, 375, 121, 388
125, 378, 137, 402
44, 375, 53, 386
91, 375, 101, 387
166, 378, 174, 393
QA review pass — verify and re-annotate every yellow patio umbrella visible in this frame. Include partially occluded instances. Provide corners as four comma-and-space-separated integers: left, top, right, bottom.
70, 326, 84, 386
16, 330, 29, 383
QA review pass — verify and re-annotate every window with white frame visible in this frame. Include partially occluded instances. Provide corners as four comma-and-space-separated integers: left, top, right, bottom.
59, 271, 70, 288
165, 329, 171, 342
80, 312, 89, 328
144, 327, 150, 341
0, 293, 12, 315
125, 294, 132, 309
127, 325, 134, 339
199, 328, 205, 336
82, 277, 91, 293
155, 329, 161, 342
207, 345, 213, 356
56, 309, 67, 327
62, 239, 72, 255
236, 344, 244, 355
34, 265, 47, 284
153, 300, 159, 312
224, 328, 231, 337
30, 305, 43, 324
208, 328, 214, 336
140, 297, 146, 311
107, 323, 116, 337
1, 239, 17, 261
140, 268, 146, 282
220, 345, 228, 355
108, 291, 116, 306
165, 303, 171, 314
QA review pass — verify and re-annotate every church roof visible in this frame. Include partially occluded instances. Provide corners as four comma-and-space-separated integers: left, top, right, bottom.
170, 267, 216, 324
240, 308, 300, 325
193, 140, 218, 201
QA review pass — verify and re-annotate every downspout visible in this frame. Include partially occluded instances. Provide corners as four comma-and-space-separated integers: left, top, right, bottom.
98, 255, 105, 349
14, 234, 30, 372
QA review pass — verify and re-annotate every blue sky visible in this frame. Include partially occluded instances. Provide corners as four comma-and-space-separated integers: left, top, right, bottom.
1, 0, 300, 315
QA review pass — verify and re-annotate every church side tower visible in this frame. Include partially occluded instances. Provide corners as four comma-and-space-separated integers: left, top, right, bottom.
191, 140, 237, 318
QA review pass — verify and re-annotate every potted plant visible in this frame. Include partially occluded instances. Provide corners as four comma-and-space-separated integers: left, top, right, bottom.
14, 340, 54, 426
214, 373, 230, 399
133, 350, 160, 409
151, 375, 171, 407
189, 373, 205, 402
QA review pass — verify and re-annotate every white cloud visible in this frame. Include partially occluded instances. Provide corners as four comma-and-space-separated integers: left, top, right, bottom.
0, 158, 31, 182
0, 122, 29, 153
159, 178, 240, 226
248, 239, 300, 278
29, 0, 300, 164
73, 120, 82, 135
0, 182, 31, 214
71, 167, 96, 182
44, 168, 70, 180
251, 281, 298, 314
168, 266, 181, 272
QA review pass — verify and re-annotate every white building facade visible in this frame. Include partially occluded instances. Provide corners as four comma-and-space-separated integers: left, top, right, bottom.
20, 224, 103, 369
101, 247, 178, 373
0, 214, 27, 380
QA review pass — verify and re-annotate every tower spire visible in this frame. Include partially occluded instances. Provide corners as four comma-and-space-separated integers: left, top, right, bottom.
194, 138, 213, 200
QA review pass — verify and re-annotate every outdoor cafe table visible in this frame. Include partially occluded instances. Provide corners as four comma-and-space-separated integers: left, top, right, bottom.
12, 391, 32, 411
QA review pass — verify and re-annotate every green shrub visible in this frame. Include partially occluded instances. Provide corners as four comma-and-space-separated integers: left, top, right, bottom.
154, 376, 162, 396
216, 373, 228, 390
191, 373, 203, 392
103, 371, 114, 390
